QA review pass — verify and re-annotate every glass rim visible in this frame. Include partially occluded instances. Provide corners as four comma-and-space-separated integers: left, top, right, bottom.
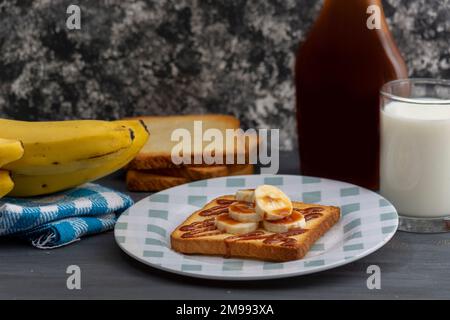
380, 78, 450, 105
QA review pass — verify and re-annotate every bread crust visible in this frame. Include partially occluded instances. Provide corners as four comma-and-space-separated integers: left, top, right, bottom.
126, 170, 188, 192
126, 114, 240, 126
171, 196, 340, 262
143, 165, 229, 180
227, 164, 254, 175
126, 165, 254, 192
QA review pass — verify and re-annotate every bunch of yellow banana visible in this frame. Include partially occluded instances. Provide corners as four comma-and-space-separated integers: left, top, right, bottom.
0, 118, 149, 197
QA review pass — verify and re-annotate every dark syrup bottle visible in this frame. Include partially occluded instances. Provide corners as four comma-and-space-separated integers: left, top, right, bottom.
295, 0, 407, 190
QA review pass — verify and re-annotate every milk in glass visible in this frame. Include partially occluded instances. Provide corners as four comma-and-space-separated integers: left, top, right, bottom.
380, 100, 450, 217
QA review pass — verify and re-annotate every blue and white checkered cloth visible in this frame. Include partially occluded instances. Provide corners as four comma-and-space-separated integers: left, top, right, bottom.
0, 183, 133, 249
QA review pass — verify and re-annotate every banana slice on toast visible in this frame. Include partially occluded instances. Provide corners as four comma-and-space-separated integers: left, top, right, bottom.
254, 185, 293, 221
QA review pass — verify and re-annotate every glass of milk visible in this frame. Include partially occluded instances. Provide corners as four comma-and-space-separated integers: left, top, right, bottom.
380, 79, 450, 232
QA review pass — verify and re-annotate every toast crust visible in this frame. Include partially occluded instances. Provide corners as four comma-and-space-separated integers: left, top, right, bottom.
171, 196, 340, 262
126, 170, 187, 192
126, 164, 254, 192
155, 165, 229, 180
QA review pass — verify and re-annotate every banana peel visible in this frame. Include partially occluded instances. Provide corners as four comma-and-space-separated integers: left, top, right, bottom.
1, 119, 134, 172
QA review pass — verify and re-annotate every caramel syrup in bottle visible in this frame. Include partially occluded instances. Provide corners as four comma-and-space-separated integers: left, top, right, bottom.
295, 0, 407, 190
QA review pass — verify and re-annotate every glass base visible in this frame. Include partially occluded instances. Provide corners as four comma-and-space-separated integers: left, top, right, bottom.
398, 215, 450, 233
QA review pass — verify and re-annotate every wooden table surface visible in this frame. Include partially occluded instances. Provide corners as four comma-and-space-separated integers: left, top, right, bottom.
1, 152, 450, 299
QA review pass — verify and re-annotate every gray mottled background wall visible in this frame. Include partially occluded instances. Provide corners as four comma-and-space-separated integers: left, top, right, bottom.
0, 0, 449, 150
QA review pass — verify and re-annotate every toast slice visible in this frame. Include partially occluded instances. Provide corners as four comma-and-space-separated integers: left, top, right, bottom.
126, 164, 254, 192
171, 195, 340, 262
227, 163, 255, 176
150, 165, 229, 180
127, 171, 187, 192
126, 115, 258, 169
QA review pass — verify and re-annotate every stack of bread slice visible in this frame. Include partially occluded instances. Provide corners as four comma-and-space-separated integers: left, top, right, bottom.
126, 115, 257, 192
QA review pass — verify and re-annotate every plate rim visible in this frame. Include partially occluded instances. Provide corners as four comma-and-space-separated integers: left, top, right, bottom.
114, 174, 399, 281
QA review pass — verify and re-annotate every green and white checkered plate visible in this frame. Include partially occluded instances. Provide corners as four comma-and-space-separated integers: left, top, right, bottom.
115, 174, 398, 280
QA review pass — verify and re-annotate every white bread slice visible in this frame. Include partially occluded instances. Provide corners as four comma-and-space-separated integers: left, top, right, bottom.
126, 115, 257, 169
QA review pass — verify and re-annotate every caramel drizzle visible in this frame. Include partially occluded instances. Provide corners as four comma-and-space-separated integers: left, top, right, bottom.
180, 218, 224, 238
198, 205, 229, 217
216, 199, 235, 205
225, 228, 308, 248
197, 199, 237, 217
225, 230, 266, 241
297, 207, 324, 222
222, 228, 308, 258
